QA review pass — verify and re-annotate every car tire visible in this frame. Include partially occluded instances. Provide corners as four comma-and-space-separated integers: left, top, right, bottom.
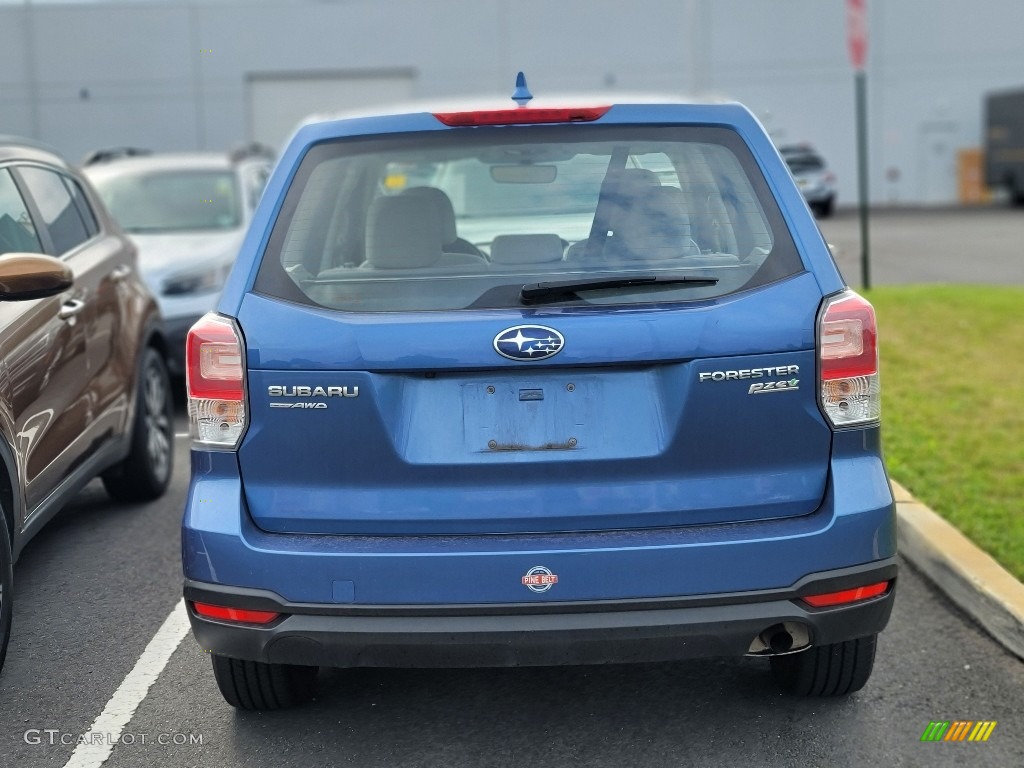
769, 634, 877, 696
813, 198, 835, 218
102, 347, 174, 502
211, 654, 318, 710
0, 513, 13, 675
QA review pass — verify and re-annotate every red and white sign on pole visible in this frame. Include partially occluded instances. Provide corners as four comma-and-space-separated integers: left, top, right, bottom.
847, 0, 867, 70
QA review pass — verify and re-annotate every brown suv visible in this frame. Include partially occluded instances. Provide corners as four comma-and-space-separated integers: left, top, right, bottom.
0, 137, 173, 673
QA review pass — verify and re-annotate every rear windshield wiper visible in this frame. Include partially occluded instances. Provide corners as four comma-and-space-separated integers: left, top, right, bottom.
520, 275, 719, 304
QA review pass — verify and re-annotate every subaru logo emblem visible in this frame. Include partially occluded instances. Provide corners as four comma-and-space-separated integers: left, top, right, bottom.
493, 325, 564, 361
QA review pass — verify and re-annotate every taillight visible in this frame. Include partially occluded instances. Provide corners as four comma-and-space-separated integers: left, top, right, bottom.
186, 313, 246, 448
432, 106, 610, 126
818, 290, 880, 427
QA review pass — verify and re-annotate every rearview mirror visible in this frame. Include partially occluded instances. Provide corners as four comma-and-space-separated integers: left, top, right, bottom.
0, 253, 73, 301
490, 164, 557, 184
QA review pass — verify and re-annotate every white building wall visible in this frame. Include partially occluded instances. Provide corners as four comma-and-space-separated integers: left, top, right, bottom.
1, 0, 1022, 205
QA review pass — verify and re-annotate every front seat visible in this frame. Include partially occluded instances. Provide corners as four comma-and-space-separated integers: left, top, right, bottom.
364, 195, 486, 270
566, 168, 660, 262
613, 185, 701, 262
402, 187, 486, 261
364, 195, 445, 269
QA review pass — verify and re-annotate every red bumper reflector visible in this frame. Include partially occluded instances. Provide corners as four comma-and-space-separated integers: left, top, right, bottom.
802, 581, 889, 608
433, 106, 610, 126
192, 602, 280, 625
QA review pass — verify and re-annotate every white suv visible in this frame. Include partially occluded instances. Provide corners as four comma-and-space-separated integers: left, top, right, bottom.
84, 146, 273, 373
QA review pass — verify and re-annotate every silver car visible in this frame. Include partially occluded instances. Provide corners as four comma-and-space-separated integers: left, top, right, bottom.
779, 144, 836, 218
83, 147, 272, 373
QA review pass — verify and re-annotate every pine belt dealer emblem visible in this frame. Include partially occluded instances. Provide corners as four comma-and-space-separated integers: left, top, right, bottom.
522, 566, 559, 593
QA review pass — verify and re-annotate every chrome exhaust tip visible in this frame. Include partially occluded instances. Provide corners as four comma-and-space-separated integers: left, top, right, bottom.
746, 622, 812, 656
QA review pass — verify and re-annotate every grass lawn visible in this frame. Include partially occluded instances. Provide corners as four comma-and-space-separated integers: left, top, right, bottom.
866, 285, 1024, 581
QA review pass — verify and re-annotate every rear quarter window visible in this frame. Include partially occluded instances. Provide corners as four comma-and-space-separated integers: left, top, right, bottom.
256, 125, 803, 312
65, 177, 99, 237
17, 166, 92, 255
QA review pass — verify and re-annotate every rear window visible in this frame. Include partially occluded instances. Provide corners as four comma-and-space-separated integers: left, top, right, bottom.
256, 125, 803, 311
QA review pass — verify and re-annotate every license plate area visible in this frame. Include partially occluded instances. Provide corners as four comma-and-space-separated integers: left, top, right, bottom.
396, 369, 665, 464
463, 379, 590, 452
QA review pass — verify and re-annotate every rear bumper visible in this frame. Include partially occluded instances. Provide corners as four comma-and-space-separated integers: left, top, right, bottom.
183, 433, 897, 606
800, 188, 835, 205
183, 426, 897, 667
185, 560, 896, 668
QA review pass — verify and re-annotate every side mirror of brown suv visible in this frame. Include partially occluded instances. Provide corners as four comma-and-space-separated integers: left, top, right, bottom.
0, 253, 73, 301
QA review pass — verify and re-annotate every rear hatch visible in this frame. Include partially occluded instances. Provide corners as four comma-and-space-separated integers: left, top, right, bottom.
237, 274, 828, 535
235, 114, 831, 535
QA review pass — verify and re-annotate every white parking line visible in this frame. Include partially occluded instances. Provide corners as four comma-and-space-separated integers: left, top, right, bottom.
62, 600, 190, 768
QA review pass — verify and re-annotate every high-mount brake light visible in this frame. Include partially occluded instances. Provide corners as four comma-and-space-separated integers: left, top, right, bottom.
433, 106, 610, 127
818, 290, 880, 427
801, 581, 890, 608
186, 313, 247, 448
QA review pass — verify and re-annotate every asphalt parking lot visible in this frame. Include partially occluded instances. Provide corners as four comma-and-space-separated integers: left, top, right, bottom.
2, 207, 1022, 767
819, 205, 1024, 287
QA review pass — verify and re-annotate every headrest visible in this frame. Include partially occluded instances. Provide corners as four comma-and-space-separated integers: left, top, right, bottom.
365, 195, 444, 269
402, 187, 458, 245
617, 186, 694, 260
616, 168, 659, 189
604, 168, 660, 231
490, 234, 564, 264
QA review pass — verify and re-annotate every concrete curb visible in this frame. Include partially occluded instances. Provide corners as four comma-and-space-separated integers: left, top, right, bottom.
893, 480, 1024, 661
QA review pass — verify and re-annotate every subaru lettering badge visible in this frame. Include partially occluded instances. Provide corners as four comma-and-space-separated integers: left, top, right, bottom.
493, 325, 564, 361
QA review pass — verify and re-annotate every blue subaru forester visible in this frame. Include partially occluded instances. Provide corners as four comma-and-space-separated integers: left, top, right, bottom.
183, 81, 896, 709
